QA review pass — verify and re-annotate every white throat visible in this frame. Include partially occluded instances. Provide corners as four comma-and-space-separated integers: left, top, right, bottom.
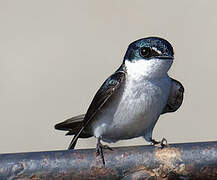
125, 59, 173, 79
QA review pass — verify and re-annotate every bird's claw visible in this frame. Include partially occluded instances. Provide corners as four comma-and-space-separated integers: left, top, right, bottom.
160, 138, 168, 148
96, 140, 113, 165
151, 138, 168, 149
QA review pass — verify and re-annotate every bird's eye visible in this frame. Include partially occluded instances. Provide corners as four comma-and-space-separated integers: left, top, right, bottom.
139, 47, 151, 58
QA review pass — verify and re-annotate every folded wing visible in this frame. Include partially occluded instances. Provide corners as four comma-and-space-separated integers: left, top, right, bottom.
161, 78, 184, 114
55, 71, 126, 149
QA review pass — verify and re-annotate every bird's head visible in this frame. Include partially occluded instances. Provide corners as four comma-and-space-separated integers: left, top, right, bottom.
123, 37, 174, 78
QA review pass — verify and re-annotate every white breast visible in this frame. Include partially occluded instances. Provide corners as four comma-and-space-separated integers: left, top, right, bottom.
91, 59, 172, 143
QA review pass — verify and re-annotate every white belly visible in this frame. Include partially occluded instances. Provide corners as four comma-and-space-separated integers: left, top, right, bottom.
91, 74, 171, 143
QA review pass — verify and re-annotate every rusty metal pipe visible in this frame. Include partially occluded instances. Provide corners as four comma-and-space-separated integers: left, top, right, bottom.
1, 141, 217, 179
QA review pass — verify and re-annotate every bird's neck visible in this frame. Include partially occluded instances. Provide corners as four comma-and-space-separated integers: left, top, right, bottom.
125, 59, 172, 80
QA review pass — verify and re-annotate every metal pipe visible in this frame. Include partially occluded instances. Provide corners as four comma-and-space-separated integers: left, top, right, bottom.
1, 141, 217, 179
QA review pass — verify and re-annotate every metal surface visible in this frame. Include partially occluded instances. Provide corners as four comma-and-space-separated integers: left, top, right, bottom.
1, 141, 217, 180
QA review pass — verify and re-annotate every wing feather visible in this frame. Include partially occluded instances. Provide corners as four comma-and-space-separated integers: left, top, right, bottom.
68, 71, 126, 149
161, 78, 184, 114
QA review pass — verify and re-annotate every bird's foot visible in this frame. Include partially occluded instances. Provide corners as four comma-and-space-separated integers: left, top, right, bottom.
96, 139, 113, 165
151, 138, 168, 149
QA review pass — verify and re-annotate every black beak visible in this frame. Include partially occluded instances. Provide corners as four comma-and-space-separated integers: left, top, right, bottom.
157, 56, 174, 60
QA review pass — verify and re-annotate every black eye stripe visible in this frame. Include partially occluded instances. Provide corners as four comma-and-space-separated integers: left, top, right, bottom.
139, 47, 160, 58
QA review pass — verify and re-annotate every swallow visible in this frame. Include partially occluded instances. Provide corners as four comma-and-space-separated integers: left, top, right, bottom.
55, 37, 184, 164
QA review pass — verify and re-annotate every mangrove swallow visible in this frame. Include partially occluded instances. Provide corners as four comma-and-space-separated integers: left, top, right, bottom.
55, 37, 184, 164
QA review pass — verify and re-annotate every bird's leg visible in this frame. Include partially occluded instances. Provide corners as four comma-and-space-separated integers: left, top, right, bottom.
150, 138, 168, 148
96, 137, 113, 165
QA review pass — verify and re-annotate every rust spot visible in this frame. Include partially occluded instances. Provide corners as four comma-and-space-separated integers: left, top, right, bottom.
155, 147, 182, 164
154, 147, 186, 178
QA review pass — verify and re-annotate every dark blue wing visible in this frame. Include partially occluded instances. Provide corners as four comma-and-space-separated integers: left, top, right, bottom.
68, 70, 126, 149
161, 78, 184, 114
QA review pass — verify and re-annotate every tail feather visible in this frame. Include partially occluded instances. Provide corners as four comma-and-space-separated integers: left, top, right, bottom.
54, 114, 91, 149
68, 126, 85, 149
54, 114, 85, 134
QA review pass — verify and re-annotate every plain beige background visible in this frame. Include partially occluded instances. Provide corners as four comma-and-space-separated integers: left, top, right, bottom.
1, 0, 217, 153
